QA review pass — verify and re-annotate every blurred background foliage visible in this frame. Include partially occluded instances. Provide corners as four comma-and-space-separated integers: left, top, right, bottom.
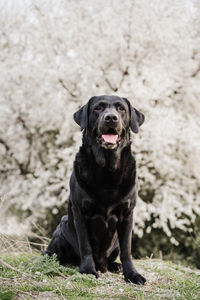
0, 0, 200, 268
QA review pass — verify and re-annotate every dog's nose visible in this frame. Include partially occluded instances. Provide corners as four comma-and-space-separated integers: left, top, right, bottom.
104, 113, 119, 123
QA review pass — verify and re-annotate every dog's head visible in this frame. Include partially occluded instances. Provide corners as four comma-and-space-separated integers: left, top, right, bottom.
74, 95, 144, 150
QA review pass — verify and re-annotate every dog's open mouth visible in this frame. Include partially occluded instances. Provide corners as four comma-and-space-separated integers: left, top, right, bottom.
96, 128, 121, 149
101, 134, 119, 144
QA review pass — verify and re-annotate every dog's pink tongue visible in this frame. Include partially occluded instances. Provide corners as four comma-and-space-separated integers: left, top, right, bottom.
102, 134, 118, 144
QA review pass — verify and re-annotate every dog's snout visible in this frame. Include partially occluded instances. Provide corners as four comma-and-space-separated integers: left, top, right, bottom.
104, 113, 119, 123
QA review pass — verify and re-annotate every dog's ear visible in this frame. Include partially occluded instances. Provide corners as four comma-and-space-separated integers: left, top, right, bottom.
123, 98, 145, 133
73, 103, 89, 130
131, 107, 145, 133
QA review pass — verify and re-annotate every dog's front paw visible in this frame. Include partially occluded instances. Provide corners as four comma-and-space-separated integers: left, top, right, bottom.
108, 262, 122, 273
79, 261, 99, 278
124, 272, 146, 285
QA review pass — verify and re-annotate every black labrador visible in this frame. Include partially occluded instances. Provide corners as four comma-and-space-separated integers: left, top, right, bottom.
44, 95, 146, 284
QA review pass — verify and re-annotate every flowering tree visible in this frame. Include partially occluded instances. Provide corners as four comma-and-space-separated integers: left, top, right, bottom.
0, 0, 200, 263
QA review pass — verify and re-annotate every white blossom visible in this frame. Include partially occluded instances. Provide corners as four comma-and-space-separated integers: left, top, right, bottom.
0, 0, 200, 241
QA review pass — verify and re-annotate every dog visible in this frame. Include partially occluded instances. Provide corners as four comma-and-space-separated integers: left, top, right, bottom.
44, 95, 146, 284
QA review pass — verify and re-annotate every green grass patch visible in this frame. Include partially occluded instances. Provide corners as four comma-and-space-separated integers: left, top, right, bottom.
0, 253, 200, 299
0, 290, 16, 300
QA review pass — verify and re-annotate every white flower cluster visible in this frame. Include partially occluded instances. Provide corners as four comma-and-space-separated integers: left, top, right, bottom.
0, 0, 200, 241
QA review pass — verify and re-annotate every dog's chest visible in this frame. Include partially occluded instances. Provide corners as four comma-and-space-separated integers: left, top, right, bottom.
82, 198, 131, 223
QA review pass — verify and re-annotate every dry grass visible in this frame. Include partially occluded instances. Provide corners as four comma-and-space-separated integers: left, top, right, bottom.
0, 234, 200, 299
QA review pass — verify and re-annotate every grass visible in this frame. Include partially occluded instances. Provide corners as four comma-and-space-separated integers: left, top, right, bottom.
0, 252, 200, 300
0, 233, 199, 299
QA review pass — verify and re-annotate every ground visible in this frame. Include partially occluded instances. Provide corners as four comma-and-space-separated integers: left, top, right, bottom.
0, 252, 200, 300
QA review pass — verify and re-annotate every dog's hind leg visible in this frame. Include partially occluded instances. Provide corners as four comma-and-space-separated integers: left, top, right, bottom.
43, 215, 80, 265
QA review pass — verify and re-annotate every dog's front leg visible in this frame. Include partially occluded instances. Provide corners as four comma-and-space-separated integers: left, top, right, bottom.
72, 204, 98, 278
117, 212, 146, 285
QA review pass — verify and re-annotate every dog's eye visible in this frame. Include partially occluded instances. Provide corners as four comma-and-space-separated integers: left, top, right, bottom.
94, 105, 102, 111
119, 106, 125, 111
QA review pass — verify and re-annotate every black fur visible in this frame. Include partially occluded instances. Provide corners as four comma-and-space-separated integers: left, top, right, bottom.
44, 95, 146, 284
